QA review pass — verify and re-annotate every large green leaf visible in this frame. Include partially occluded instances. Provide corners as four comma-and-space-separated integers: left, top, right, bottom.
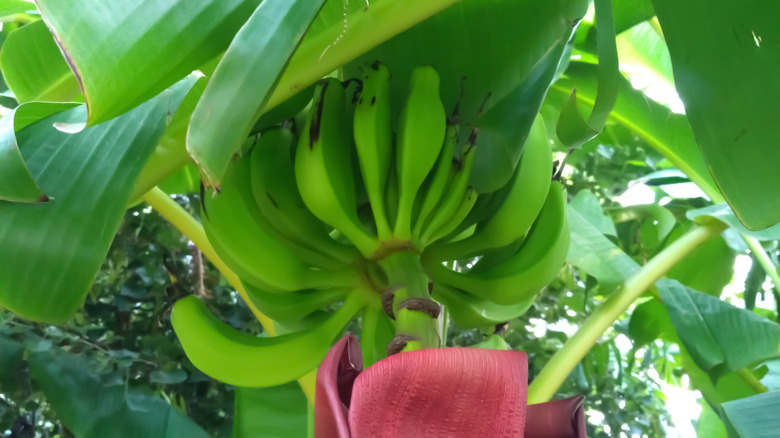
666, 233, 735, 297
570, 190, 616, 237
346, 0, 588, 192
187, 0, 326, 187
555, 0, 619, 149
567, 204, 639, 289
696, 401, 728, 438
0, 78, 195, 323
612, 0, 655, 35
129, 77, 207, 201
615, 21, 674, 92
551, 62, 721, 202
0, 0, 37, 18
0, 20, 80, 103
628, 299, 675, 346
28, 347, 209, 438
688, 203, 780, 241
652, 0, 780, 230
35, 0, 262, 125
233, 383, 308, 438
660, 283, 780, 380
0, 102, 77, 202
0, 334, 23, 391
723, 391, 780, 438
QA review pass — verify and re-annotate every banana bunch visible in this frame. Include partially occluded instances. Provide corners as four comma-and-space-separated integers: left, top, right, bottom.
173, 63, 570, 386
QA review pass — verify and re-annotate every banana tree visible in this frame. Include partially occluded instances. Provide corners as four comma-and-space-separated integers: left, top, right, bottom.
0, 0, 779, 436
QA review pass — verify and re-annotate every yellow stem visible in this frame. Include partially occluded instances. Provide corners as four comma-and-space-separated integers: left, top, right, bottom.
735, 368, 768, 394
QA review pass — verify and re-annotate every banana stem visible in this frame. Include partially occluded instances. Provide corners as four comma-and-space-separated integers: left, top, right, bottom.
735, 368, 768, 394
742, 234, 780, 294
141, 188, 273, 330
142, 188, 318, 403
378, 252, 440, 352
527, 220, 727, 403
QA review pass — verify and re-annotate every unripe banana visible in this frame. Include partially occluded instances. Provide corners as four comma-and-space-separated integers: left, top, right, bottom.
296, 79, 379, 256
241, 281, 347, 324
411, 125, 458, 244
359, 303, 395, 366
422, 181, 569, 305
171, 294, 365, 387
424, 187, 478, 244
354, 62, 393, 241
203, 156, 359, 292
419, 140, 477, 246
427, 116, 552, 261
393, 66, 447, 241
249, 126, 360, 267
432, 284, 535, 329
467, 237, 526, 274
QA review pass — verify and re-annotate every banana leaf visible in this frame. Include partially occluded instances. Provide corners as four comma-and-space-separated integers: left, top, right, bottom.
0, 78, 196, 323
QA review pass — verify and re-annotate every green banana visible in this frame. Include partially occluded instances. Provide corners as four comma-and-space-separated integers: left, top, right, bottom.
411, 125, 458, 244
423, 181, 569, 305
432, 283, 534, 329
249, 126, 360, 267
428, 116, 552, 260
383, 153, 400, 233
424, 187, 478, 244
359, 302, 395, 367
203, 156, 359, 292
241, 281, 347, 324
296, 78, 379, 257
418, 140, 477, 246
353, 62, 393, 241
171, 294, 365, 387
468, 236, 526, 274
393, 66, 447, 241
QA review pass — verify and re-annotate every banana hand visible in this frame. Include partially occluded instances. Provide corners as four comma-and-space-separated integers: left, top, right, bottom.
394, 66, 447, 241
428, 116, 552, 260
411, 125, 458, 244
419, 138, 477, 246
423, 181, 569, 305
249, 126, 360, 267
432, 283, 535, 329
241, 281, 348, 324
354, 63, 394, 241
203, 155, 359, 292
296, 79, 379, 256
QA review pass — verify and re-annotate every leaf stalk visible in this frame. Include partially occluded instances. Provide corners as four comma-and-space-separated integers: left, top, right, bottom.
527, 220, 727, 403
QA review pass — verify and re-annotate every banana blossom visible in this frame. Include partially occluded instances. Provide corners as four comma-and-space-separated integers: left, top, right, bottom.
315, 334, 586, 437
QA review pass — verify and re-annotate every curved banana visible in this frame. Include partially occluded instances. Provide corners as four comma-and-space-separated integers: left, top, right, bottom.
354, 63, 393, 241
296, 78, 379, 256
203, 156, 359, 292
423, 181, 569, 305
249, 126, 360, 267
411, 125, 457, 244
393, 66, 447, 241
359, 303, 395, 367
241, 281, 347, 324
432, 284, 535, 329
428, 116, 552, 260
419, 141, 477, 246
424, 187, 478, 245
171, 294, 365, 387
468, 237, 526, 274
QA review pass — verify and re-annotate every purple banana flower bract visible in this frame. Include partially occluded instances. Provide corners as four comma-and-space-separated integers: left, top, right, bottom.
315, 335, 587, 437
